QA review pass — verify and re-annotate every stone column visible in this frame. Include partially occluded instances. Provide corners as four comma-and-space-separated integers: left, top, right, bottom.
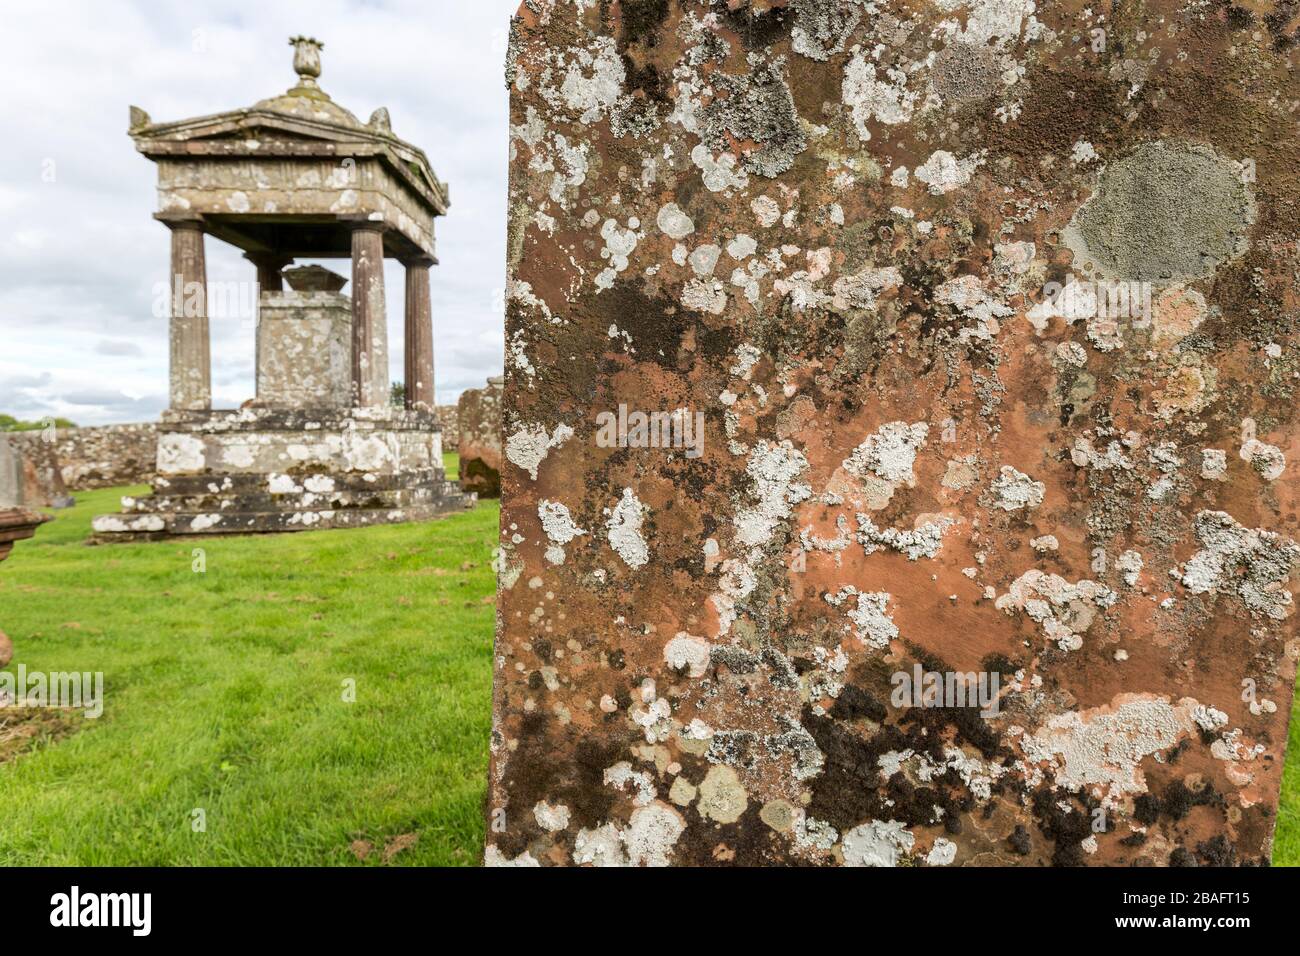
163, 218, 211, 411
402, 255, 435, 413
348, 222, 388, 408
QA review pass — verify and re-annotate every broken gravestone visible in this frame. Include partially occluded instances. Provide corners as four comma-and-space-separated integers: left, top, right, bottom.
459, 377, 504, 498
0, 507, 52, 666
486, 1, 1300, 867
0, 435, 72, 510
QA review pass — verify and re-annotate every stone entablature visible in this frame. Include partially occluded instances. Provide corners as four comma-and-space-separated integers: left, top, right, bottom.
152, 157, 439, 263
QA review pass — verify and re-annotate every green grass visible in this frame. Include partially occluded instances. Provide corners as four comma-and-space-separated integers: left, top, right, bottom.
2, 450, 1299, 865
1277, 695, 1300, 865
0, 452, 496, 866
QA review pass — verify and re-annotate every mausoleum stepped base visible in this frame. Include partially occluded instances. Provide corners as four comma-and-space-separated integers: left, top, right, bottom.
90, 406, 473, 542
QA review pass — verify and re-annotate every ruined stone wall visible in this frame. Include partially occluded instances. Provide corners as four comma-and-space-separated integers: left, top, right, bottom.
6, 424, 159, 491
458, 378, 503, 497
437, 404, 460, 450
486, 1, 1300, 867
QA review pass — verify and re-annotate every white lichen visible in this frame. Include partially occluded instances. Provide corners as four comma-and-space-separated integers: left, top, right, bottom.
606, 487, 650, 569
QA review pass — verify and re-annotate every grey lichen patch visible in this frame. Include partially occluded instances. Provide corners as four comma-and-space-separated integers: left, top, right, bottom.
764, 717, 826, 780
843, 421, 928, 483
855, 514, 952, 560
606, 487, 651, 568
996, 571, 1118, 652
702, 55, 808, 178
791, 0, 863, 62
697, 765, 748, 823
826, 585, 899, 647
929, 41, 1003, 104
1177, 511, 1300, 620
842, 819, 914, 867
1063, 142, 1256, 285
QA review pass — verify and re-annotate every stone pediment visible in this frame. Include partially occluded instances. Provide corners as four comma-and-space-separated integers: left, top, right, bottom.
131, 108, 448, 216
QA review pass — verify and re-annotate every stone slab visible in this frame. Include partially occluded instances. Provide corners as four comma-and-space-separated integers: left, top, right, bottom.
485, 1, 1300, 868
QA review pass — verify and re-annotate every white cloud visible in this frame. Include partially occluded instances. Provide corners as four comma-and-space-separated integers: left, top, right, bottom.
0, 0, 513, 425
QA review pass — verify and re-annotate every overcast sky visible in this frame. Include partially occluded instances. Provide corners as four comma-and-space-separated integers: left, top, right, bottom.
0, 0, 514, 425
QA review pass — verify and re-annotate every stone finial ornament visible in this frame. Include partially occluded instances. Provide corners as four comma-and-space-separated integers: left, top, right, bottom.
289, 35, 324, 89
368, 107, 392, 133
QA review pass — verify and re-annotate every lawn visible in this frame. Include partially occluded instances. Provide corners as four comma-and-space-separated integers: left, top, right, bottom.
0, 453, 498, 866
2, 454, 1300, 866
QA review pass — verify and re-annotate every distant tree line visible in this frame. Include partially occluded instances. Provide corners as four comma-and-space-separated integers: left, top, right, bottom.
0, 414, 77, 432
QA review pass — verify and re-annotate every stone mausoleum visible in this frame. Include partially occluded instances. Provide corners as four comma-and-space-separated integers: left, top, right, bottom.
94, 36, 470, 540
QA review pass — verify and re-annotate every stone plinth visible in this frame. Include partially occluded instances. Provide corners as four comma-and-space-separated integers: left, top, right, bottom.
486, 3, 1300, 868
457, 377, 502, 498
0, 508, 50, 563
256, 290, 352, 408
91, 407, 471, 540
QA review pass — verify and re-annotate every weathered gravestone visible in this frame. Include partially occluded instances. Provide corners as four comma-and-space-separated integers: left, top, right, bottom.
0, 508, 51, 667
0, 435, 72, 510
458, 377, 504, 498
486, 1, 1300, 867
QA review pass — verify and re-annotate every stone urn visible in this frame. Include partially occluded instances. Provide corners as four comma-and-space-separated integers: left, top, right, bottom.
0, 507, 51, 667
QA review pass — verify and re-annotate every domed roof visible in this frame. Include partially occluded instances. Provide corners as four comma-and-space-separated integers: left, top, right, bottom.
253, 36, 364, 129
253, 88, 363, 128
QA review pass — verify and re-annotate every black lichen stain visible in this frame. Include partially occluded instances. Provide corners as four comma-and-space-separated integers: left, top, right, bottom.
494, 710, 628, 857
599, 281, 697, 370
713, 0, 792, 50
829, 683, 888, 723
674, 803, 795, 865
1031, 789, 1094, 867
986, 67, 1121, 168
607, 0, 673, 102
1008, 824, 1033, 855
